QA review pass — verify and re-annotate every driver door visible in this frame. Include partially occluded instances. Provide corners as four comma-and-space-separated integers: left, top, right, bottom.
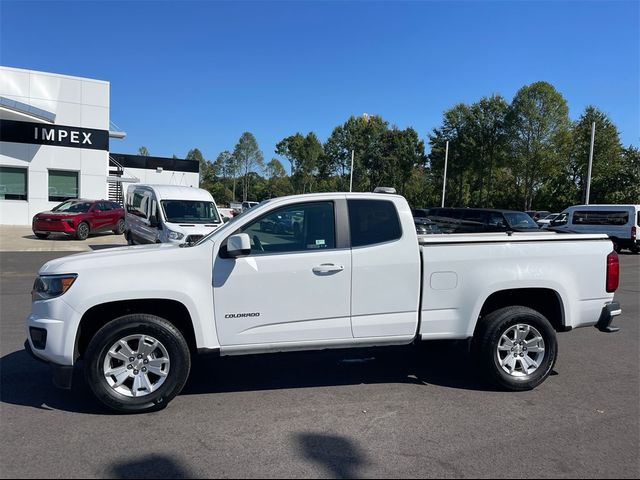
213, 200, 352, 346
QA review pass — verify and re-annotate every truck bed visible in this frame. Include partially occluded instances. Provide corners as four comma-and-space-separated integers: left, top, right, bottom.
418, 231, 614, 340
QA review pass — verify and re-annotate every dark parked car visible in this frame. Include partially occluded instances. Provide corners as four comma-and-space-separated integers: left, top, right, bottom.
414, 217, 442, 235
32, 199, 125, 240
421, 207, 541, 233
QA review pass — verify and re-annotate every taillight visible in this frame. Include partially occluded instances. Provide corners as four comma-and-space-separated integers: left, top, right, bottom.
632, 226, 637, 242
606, 250, 619, 293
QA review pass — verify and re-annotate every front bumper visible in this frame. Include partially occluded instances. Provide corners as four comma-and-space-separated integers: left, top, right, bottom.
33, 219, 76, 234
24, 339, 74, 389
596, 301, 622, 333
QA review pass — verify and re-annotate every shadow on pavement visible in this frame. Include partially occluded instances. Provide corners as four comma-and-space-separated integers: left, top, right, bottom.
109, 454, 196, 479
1, 342, 503, 415
0, 350, 108, 415
183, 341, 503, 396
296, 432, 369, 479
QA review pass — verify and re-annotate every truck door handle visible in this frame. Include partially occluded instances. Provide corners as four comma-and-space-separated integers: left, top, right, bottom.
312, 263, 345, 274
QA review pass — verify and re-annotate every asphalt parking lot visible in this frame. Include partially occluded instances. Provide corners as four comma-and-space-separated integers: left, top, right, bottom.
0, 251, 638, 479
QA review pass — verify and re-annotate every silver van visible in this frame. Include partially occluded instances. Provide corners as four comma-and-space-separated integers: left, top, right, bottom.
125, 184, 223, 245
550, 204, 640, 253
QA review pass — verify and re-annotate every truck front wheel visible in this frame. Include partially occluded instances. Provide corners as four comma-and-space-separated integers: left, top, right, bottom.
84, 314, 191, 413
474, 306, 558, 391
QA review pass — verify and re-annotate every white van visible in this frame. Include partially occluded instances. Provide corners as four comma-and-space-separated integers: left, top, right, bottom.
125, 185, 223, 245
550, 204, 640, 253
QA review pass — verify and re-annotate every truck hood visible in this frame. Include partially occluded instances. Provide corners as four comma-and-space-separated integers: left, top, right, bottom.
38, 243, 191, 275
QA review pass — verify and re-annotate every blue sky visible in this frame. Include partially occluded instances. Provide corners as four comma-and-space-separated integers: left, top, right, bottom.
1, 0, 638, 168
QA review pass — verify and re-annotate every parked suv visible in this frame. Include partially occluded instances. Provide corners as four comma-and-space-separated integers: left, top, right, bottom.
32, 199, 125, 240
424, 207, 541, 233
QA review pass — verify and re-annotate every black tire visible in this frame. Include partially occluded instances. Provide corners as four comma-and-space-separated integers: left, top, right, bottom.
473, 306, 558, 391
75, 222, 90, 240
34, 233, 49, 239
84, 314, 191, 413
126, 231, 134, 245
631, 246, 640, 255
113, 218, 125, 235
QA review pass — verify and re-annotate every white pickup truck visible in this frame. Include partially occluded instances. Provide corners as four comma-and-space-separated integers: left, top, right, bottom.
25, 192, 622, 413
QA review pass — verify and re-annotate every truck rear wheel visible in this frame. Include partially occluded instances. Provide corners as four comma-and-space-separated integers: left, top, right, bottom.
474, 306, 557, 391
84, 314, 191, 413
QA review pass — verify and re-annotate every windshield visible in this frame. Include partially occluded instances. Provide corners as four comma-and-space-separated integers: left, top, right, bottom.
193, 200, 269, 246
52, 200, 92, 213
503, 212, 540, 230
161, 200, 221, 224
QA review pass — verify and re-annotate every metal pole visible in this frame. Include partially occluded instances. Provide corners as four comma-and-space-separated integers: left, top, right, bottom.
585, 122, 595, 205
441, 141, 449, 207
349, 149, 355, 192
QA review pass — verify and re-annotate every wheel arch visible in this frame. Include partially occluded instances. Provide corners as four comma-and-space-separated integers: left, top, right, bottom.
75, 299, 197, 360
474, 288, 567, 338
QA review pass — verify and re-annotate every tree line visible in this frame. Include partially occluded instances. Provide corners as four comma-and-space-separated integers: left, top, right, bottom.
141, 81, 640, 211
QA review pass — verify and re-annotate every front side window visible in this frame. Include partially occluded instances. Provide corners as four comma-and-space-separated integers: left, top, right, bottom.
238, 201, 335, 255
48, 170, 78, 202
348, 199, 402, 247
127, 191, 149, 218
161, 200, 221, 224
0, 166, 27, 200
573, 210, 629, 226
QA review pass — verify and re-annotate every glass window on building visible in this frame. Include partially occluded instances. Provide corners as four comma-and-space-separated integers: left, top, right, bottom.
49, 170, 79, 202
0, 167, 28, 200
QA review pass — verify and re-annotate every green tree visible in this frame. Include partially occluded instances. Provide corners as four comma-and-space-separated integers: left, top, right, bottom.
186, 148, 216, 192
569, 106, 624, 204
138, 146, 150, 156
232, 132, 264, 202
428, 103, 474, 207
617, 146, 640, 203
324, 114, 390, 192
275, 132, 323, 194
264, 158, 292, 198
464, 95, 510, 206
507, 81, 571, 210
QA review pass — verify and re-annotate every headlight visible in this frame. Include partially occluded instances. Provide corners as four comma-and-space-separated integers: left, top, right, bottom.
167, 230, 185, 241
32, 274, 77, 301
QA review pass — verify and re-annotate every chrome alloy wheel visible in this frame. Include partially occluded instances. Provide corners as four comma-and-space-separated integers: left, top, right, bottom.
496, 324, 546, 377
103, 334, 170, 397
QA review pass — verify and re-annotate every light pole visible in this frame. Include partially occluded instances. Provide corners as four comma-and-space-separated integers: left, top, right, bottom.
441, 140, 449, 208
585, 122, 595, 205
349, 149, 354, 193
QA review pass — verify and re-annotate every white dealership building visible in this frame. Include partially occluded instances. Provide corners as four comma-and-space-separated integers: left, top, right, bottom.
0, 66, 199, 225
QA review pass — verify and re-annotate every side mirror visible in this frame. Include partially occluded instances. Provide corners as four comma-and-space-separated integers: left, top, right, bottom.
149, 215, 159, 228
227, 233, 251, 258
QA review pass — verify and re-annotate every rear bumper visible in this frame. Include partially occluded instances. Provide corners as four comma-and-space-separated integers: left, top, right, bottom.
24, 339, 73, 389
596, 301, 622, 333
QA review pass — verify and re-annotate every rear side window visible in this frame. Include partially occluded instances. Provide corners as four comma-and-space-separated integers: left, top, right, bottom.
348, 199, 402, 247
572, 210, 629, 226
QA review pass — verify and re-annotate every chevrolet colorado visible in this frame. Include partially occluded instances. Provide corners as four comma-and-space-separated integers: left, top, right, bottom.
25, 192, 621, 412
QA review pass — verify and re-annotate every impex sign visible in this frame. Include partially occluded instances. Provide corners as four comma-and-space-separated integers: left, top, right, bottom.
0, 119, 109, 151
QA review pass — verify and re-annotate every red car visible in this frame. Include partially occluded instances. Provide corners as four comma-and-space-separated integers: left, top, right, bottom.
32, 199, 125, 240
